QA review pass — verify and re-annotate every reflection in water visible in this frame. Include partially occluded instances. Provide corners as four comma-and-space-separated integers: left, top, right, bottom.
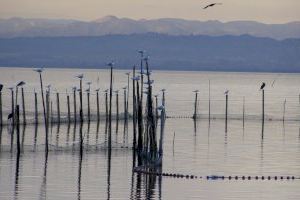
55, 123, 60, 147
33, 124, 38, 151
96, 121, 100, 147
39, 153, 48, 200
21, 125, 26, 150
0, 125, 2, 150
77, 153, 83, 200
66, 122, 70, 146
107, 146, 112, 200
14, 154, 21, 200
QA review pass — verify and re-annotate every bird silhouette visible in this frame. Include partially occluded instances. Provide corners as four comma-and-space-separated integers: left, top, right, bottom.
7, 113, 13, 120
224, 90, 229, 95
260, 82, 266, 90
17, 81, 25, 87
203, 3, 222, 9
0, 84, 3, 92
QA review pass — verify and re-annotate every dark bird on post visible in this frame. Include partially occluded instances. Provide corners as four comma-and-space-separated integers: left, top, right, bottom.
203, 3, 222, 9
260, 82, 266, 90
16, 81, 25, 87
0, 84, 3, 92
7, 113, 13, 119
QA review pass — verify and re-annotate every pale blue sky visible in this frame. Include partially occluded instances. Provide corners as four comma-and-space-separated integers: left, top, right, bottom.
0, 0, 299, 23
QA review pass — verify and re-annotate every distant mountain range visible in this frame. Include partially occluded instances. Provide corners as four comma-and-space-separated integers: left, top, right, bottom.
0, 34, 299, 72
0, 16, 300, 40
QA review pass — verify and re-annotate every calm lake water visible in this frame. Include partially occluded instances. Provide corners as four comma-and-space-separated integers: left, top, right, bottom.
0, 67, 300, 199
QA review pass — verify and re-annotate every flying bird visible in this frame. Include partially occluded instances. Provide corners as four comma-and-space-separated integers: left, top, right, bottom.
260, 82, 266, 90
203, 3, 222, 9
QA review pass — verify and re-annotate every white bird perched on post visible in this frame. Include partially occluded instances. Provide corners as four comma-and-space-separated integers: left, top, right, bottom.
107, 61, 114, 68
224, 90, 229, 95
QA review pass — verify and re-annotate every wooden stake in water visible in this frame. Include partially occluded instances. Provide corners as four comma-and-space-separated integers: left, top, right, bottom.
21, 87, 26, 125
73, 87, 77, 123
16, 105, 20, 155
9, 88, 15, 125
96, 89, 100, 121
105, 90, 108, 120
193, 90, 199, 119
242, 96, 245, 128
108, 64, 114, 150
67, 94, 71, 123
283, 98, 286, 122
115, 90, 119, 121
123, 88, 127, 120
132, 66, 137, 149
56, 92, 60, 124
225, 90, 229, 133
126, 72, 130, 121
0, 86, 3, 126
87, 90, 90, 122
34, 91, 38, 124
262, 89, 265, 139
208, 80, 211, 122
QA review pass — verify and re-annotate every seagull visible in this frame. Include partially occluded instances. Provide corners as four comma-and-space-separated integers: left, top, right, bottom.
138, 50, 145, 57
224, 90, 229, 95
95, 88, 100, 92
76, 74, 84, 79
85, 88, 90, 93
260, 82, 266, 90
161, 89, 166, 92
107, 61, 114, 67
125, 72, 130, 76
0, 84, 3, 92
154, 94, 159, 98
33, 68, 44, 73
203, 3, 222, 9
7, 113, 13, 120
16, 81, 25, 87
86, 81, 92, 85
104, 89, 109, 93
193, 90, 199, 93
7, 87, 13, 91
72, 86, 77, 91
114, 90, 119, 94
143, 55, 150, 61
122, 87, 127, 90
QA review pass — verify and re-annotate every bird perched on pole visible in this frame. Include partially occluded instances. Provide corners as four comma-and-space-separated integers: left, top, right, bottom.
0, 84, 3, 92
260, 82, 266, 90
224, 90, 229, 95
203, 3, 222, 9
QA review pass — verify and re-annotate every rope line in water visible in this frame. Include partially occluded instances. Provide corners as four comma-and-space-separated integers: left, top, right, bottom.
133, 168, 300, 181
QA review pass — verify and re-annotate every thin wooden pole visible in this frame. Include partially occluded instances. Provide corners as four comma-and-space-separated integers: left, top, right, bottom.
96, 91, 100, 121
73, 89, 77, 123
105, 92, 108, 120
283, 98, 286, 122
123, 89, 127, 120
79, 79, 83, 123
108, 66, 113, 150
21, 87, 26, 125
67, 95, 71, 123
155, 95, 158, 119
87, 91, 90, 122
56, 92, 60, 124
208, 80, 211, 122
132, 66, 137, 149
0, 91, 2, 126
16, 105, 20, 155
193, 92, 198, 119
34, 92, 38, 124
242, 96, 245, 128
116, 92, 119, 121
262, 89, 265, 139
11, 89, 15, 125
126, 73, 130, 120
225, 94, 228, 133
38, 72, 48, 153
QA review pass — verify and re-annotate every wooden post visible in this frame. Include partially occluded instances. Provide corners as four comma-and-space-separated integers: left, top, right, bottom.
262, 89, 265, 139
79, 79, 83, 123
208, 80, 211, 122
155, 95, 158, 119
87, 91, 90, 122
116, 91, 119, 121
73, 88, 77, 123
56, 92, 60, 124
283, 99, 286, 122
96, 90, 100, 121
132, 66, 137, 149
123, 89, 126, 120
16, 105, 20, 155
225, 93, 228, 133
193, 92, 198, 119
126, 73, 130, 120
67, 95, 71, 123
105, 91, 108, 120
243, 96, 245, 128
11, 89, 15, 125
38, 72, 48, 153
0, 91, 2, 126
108, 66, 113, 150
34, 92, 38, 124
21, 87, 26, 125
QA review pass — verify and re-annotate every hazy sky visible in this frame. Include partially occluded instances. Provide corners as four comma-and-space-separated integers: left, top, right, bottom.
0, 0, 300, 23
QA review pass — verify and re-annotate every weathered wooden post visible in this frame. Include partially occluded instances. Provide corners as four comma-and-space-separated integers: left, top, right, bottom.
96, 89, 100, 121
123, 87, 127, 120
33, 68, 48, 153
115, 90, 119, 121
132, 66, 137, 149
283, 98, 286, 122
193, 90, 199, 119
21, 87, 26, 125
72, 87, 77, 123
86, 82, 92, 122
108, 62, 114, 150
242, 96, 245, 128
34, 91, 38, 124
67, 94, 71, 123
56, 92, 60, 124
225, 90, 229, 133
76, 74, 84, 123
208, 80, 211, 122
260, 82, 266, 139
125, 72, 130, 120
9, 87, 15, 125
16, 105, 20, 155
0, 84, 3, 126
105, 89, 108, 120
